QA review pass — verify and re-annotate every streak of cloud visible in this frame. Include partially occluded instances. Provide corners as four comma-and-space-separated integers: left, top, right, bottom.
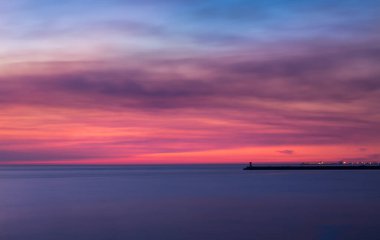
0, 0, 379, 164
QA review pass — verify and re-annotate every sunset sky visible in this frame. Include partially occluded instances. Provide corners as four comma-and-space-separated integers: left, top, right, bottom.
1, 0, 379, 164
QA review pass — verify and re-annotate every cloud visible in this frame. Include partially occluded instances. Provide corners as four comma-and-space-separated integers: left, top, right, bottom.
0, 149, 95, 162
359, 147, 367, 152
0, 41, 379, 151
368, 154, 380, 160
2, 41, 380, 112
277, 150, 294, 155
0, 0, 380, 164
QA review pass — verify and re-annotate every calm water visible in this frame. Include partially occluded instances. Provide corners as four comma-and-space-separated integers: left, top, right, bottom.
1, 165, 380, 240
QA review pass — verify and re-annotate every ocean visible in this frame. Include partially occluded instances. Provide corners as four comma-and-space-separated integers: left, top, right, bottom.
1, 165, 379, 240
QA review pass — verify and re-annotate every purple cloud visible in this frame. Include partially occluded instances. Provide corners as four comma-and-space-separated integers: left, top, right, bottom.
277, 150, 294, 155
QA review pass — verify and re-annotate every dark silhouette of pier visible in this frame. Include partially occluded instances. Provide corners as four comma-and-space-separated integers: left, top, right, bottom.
243, 162, 380, 170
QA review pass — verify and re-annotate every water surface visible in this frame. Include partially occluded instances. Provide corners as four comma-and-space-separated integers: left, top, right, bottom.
1, 165, 379, 240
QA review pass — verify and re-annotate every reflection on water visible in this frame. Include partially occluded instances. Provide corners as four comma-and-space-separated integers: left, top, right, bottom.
1, 165, 380, 240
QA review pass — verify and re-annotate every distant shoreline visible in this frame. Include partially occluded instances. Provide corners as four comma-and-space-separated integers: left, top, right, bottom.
244, 165, 380, 170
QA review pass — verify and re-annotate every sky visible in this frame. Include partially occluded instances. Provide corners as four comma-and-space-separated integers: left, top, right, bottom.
0, 0, 380, 164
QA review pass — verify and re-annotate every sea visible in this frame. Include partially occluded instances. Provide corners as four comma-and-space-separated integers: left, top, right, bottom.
0, 164, 380, 240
